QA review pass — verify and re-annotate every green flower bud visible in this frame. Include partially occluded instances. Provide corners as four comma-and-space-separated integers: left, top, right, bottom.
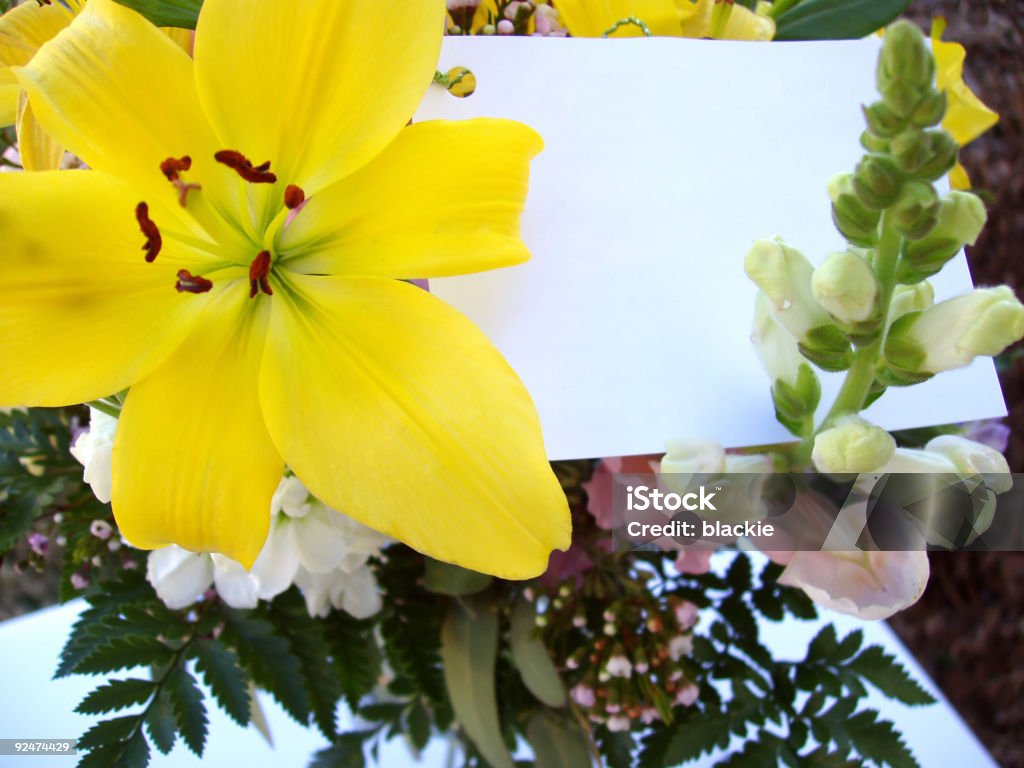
859, 130, 890, 154
885, 286, 1024, 376
812, 416, 896, 474
909, 89, 947, 128
752, 293, 821, 437
853, 154, 904, 210
889, 281, 934, 322
878, 21, 935, 103
828, 173, 880, 247
812, 251, 880, 325
745, 239, 852, 371
890, 181, 939, 240
862, 101, 906, 139
890, 129, 957, 181
898, 192, 986, 283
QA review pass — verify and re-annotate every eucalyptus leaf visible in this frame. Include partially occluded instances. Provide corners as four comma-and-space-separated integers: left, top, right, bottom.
509, 597, 567, 708
440, 597, 514, 768
113, 0, 202, 29
526, 711, 594, 768
424, 558, 493, 596
774, 0, 911, 41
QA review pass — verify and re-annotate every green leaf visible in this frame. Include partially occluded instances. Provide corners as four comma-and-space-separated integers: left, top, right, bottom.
597, 728, 634, 768
76, 679, 156, 715
406, 700, 431, 752
780, 586, 818, 620
324, 612, 381, 711
525, 711, 593, 768
76, 637, 175, 676
164, 665, 209, 756
726, 554, 752, 592
835, 629, 864, 662
509, 596, 567, 708
112, 0, 202, 28
76, 715, 138, 751
848, 646, 935, 706
774, 0, 912, 41
846, 709, 920, 768
718, 736, 783, 767
219, 607, 311, 724
145, 694, 177, 755
808, 624, 839, 661
440, 596, 514, 768
719, 596, 758, 643
193, 639, 250, 726
309, 733, 368, 768
642, 712, 731, 766
423, 558, 493, 596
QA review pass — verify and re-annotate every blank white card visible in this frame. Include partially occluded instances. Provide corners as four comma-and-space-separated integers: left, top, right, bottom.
415, 36, 1006, 461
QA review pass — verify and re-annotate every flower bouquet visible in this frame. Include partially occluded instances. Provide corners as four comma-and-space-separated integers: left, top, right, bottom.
0, 0, 1015, 766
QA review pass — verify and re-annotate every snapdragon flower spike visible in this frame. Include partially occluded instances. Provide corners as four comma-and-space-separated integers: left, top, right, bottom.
2, 0, 569, 579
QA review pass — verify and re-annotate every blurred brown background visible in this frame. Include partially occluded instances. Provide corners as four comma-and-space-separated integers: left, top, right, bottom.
890, 2, 1024, 766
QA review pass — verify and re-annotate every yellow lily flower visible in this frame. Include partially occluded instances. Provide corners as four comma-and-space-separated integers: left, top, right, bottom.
555, 0, 773, 40
931, 18, 998, 190
1, 0, 570, 578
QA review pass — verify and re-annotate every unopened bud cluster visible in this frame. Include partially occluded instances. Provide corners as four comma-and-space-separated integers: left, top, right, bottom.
747, 21, 1024, 433
533, 577, 699, 729
446, 0, 565, 37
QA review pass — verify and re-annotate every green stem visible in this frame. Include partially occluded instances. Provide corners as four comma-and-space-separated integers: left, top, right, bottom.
767, 0, 800, 19
793, 214, 902, 465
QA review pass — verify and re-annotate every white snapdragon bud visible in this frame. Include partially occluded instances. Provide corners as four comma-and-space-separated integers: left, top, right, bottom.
888, 281, 934, 323
811, 250, 880, 325
660, 438, 726, 475
752, 293, 821, 436
926, 435, 1012, 493
885, 286, 1024, 377
147, 546, 213, 610
745, 239, 852, 371
812, 417, 896, 473
69, 407, 118, 503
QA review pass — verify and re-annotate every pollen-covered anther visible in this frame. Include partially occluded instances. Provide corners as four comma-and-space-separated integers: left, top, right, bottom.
215, 150, 277, 184
175, 270, 214, 294
160, 156, 202, 207
284, 184, 306, 209
248, 251, 273, 298
135, 202, 161, 263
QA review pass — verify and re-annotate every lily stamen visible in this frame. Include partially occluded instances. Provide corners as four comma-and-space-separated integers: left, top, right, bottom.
248, 250, 273, 298
214, 150, 277, 184
175, 269, 214, 294
284, 184, 306, 209
134, 202, 161, 262
160, 156, 203, 207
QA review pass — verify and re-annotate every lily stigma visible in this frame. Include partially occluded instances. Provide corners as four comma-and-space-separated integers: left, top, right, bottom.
0, 0, 570, 578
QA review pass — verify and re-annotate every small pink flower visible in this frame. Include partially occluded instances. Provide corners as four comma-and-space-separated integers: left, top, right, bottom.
674, 549, 713, 575
674, 599, 699, 629
675, 683, 699, 707
27, 532, 48, 557
570, 684, 596, 708
583, 455, 660, 530
90, 520, 113, 540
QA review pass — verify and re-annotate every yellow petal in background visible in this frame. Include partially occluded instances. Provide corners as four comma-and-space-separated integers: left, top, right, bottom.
280, 119, 542, 278
193, 0, 445, 197
259, 275, 571, 579
113, 287, 283, 569
15, 91, 62, 170
932, 20, 998, 147
715, 2, 774, 40
0, 0, 75, 126
556, 0, 684, 37
0, 170, 213, 406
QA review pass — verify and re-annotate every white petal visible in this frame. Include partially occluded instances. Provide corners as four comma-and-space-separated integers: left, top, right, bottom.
146, 546, 213, 610
211, 554, 260, 609
336, 566, 382, 619
271, 475, 311, 518
293, 505, 349, 573
293, 568, 333, 618
251, 517, 302, 600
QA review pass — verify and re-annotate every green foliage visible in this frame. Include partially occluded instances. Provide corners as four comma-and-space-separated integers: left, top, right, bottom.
634, 554, 930, 768
773, 0, 912, 41
509, 595, 567, 708
112, 0, 202, 28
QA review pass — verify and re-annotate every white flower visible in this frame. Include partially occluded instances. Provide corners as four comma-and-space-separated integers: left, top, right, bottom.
293, 563, 383, 619
210, 554, 260, 610
147, 546, 213, 610
605, 654, 632, 678
69, 407, 118, 503
606, 716, 631, 732
668, 634, 693, 661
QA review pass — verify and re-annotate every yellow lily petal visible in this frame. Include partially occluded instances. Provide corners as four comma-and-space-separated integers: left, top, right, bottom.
16, 92, 62, 171
557, 0, 684, 37
113, 286, 283, 568
16, 0, 240, 242
0, 70, 16, 125
0, 170, 213, 406
0, 0, 74, 67
280, 119, 542, 278
260, 275, 571, 579
932, 26, 998, 147
193, 0, 445, 197
676, 0, 712, 37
